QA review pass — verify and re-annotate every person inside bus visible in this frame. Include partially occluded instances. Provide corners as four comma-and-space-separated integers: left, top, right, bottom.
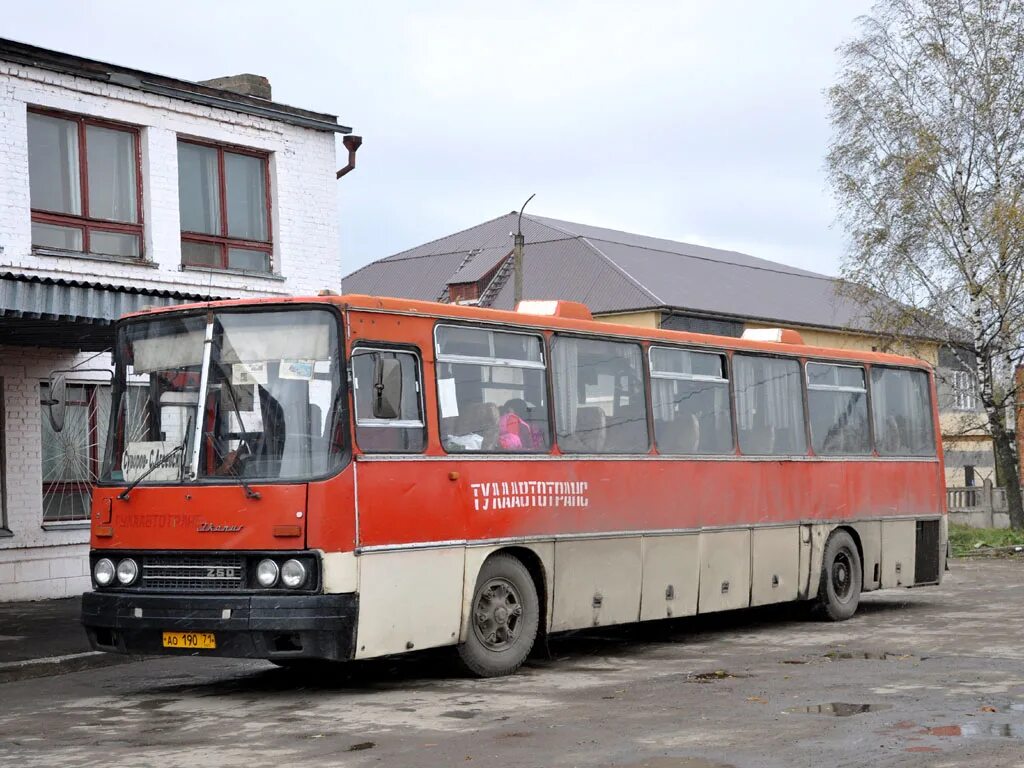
502, 398, 545, 450
498, 409, 524, 450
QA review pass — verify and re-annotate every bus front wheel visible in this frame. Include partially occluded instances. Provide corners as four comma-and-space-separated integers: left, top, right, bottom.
817, 530, 862, 621
458, 553, 539, 677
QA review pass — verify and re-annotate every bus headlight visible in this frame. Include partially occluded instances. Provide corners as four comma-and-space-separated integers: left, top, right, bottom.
280, 559, 307, 589
256, 559, 279, 588
116, 558, 139, 585
93, 558, 115, 587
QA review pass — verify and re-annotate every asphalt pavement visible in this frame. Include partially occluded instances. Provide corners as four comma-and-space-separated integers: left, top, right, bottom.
2, 559, 1024, 767
0, 595, 136, 682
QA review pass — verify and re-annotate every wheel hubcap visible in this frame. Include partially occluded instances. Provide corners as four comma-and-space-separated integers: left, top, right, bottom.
832, 551, 853, 602
472, 577, 524, 651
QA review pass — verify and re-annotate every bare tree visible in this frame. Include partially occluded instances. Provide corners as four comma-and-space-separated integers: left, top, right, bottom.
828, 0, 1024, 528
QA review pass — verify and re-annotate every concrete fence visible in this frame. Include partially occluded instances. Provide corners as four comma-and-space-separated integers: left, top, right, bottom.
946, 479, 1011, 529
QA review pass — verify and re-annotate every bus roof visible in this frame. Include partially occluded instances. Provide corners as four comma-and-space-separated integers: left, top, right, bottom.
123, 293, 932, 371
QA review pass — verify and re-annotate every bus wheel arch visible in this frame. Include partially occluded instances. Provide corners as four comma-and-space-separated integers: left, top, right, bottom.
836, 525, 865, 575
499, 546, 549, 642
816, 528, 863, 621
458, 550, 541, 677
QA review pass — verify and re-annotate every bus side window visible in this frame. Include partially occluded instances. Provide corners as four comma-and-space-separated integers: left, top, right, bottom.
351, 349, 425, 453
650, 347, 732, 455
435, 325, 550, 453
806, 362, 870, 455
870, 367, 935, 456
552, 335, 649, 454
733, 355, 806, 456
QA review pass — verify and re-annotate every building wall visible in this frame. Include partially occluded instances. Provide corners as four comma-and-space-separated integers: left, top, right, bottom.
0, 61, 341, 601
0, 60, 340, 297
594, 310, 661, 329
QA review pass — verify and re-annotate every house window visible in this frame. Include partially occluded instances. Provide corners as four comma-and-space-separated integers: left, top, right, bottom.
951, 369, 978, 411
964, 465, 976, 487
178, 139, 272, 272
27, 109, 143, 258
40, 382, 111, 523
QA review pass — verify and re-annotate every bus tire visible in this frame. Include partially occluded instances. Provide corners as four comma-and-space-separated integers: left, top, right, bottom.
458, 553, 539, 677
817, 529, 862, 621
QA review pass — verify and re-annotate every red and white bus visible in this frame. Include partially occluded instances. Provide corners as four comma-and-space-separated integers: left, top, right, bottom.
81, 295, 946, 676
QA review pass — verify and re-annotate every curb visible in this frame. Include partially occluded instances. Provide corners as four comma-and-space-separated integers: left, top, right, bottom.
0, 651, 142, 684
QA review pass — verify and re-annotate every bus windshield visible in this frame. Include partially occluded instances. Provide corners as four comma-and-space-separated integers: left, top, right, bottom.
102, 307, 345, 485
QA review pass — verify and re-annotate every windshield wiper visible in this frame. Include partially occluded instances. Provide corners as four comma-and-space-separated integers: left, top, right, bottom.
210, 358, 262, 500
117, 424, 190, 502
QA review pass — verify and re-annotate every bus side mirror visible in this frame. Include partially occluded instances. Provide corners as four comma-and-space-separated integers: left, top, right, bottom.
42, 372, 68, 433
373, 357, 403, 419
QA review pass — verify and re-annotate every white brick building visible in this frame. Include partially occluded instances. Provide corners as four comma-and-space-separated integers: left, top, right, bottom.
0, 38, 353, 601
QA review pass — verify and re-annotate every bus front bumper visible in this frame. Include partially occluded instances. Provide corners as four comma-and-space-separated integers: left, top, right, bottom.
81, 591, 358, 662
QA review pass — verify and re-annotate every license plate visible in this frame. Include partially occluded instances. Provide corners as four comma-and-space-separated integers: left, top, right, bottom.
162, 631, 216, 650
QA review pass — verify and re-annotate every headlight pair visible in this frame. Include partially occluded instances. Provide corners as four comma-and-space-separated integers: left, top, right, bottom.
256, 558, 306, 589
94, 557, 138, 586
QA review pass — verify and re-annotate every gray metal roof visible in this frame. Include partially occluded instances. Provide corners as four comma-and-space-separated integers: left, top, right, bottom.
344, 252, 470, 302
343, 212, 873, 333
0, 272, 224, 350
0, 38, 349, 134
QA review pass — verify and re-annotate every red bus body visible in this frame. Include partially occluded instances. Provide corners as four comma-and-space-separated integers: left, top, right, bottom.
83, 295, 947, 664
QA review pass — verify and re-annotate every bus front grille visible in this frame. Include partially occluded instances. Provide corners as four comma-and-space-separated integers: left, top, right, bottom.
141, 555, 246, 591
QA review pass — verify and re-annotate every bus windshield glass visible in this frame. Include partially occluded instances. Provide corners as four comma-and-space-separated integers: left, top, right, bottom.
102, 308, 344, 485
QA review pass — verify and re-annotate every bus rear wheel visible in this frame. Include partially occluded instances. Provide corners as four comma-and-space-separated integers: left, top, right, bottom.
817, 529, 862, 621
458, 553, 539, 677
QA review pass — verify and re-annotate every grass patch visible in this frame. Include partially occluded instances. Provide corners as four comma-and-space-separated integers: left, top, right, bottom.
949, 524, 1024, 557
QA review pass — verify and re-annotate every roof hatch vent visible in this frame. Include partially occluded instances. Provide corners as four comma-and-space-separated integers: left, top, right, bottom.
741, 328, 805, 345
515, 300, 592, 320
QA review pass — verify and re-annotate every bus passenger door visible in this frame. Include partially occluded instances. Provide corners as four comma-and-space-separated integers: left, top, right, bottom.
346, 339, 467, 659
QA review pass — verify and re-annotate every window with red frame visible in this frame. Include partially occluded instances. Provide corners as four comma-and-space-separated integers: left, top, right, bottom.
27, 109, 144, 259
177, 139, 272, 273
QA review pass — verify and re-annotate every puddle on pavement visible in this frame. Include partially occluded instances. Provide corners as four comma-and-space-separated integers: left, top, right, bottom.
785, 703, 893, 717
690, 670, 749, 681
824, 651, 914, 661
441, 710, 479, 719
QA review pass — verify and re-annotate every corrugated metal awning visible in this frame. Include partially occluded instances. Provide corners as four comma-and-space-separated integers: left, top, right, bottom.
0, 272, 225, 350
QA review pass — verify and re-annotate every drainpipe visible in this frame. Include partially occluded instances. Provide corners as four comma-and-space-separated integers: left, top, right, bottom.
336, 135, 363, 179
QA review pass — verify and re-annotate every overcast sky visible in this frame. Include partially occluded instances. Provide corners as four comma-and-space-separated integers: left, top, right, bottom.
4, 1, 872, 278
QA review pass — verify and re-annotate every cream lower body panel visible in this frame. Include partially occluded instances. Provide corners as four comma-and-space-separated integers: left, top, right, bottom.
354, 547, 465, 659
551, 538, 642, 631
349, 516, 942, 658
697, 530, 751, 613
751, 527, 799, 606
639, 534, 700, 620
881, 520, 916, 588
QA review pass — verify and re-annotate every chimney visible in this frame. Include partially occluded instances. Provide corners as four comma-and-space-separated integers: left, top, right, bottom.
199, 74, 272, 100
